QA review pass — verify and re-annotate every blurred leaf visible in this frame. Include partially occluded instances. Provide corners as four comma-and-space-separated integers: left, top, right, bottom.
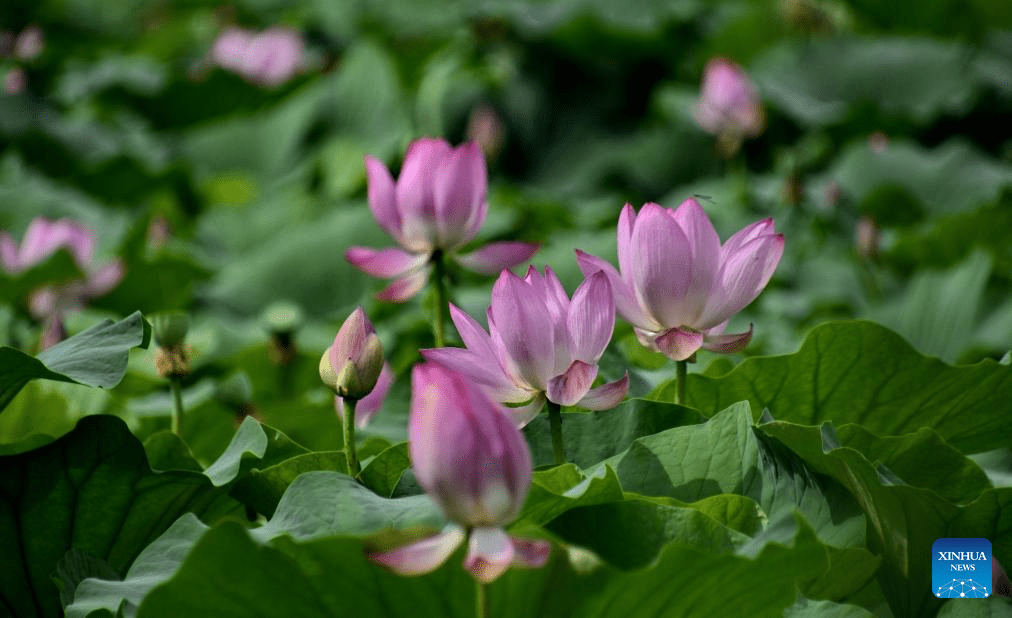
0, 312, 150, 413
870, 251, 992, 363
651, 320, 1012, 454
754, 38, 976, 126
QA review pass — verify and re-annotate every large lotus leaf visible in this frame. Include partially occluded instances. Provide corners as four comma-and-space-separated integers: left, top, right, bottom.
0, 311, 150, 413
605, 402, 867, 549
758, 420, 1012, 617
124, 511, 826, 618
753, 38, 975, 126
650, 321, 1012, 454
0, 415, 240, 618
523, 398, 704, 469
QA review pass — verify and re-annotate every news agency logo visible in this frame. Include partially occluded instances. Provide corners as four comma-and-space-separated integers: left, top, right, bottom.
933, 538, 992, 598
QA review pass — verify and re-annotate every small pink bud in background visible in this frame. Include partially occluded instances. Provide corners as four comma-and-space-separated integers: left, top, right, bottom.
855, 215, 879, 260
466, 104, 505, 162
3, 67, 25, 95
422, 265, 628, 426
868, 131, 889, 154
347, 137, 539, 302
320, 307, 384, 400
369, 363, 549, 583
577, 200, 783, 361
694, 57, 765, 157
14, 26, 44, 61
824, 181, 842, 209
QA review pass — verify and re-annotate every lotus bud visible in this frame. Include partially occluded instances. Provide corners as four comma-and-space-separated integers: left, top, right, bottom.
321, 307, 384, 400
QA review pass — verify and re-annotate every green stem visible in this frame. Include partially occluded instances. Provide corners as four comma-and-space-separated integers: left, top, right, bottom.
475, 579, 490, 618
170, 376, 185, 435
343, 397, 361, 476
432, 250, 448, 347
547, 400, 565, 465
676, 360, 687, 406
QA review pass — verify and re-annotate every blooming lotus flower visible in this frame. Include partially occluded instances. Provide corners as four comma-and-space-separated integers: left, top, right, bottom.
335, 362, 393, 428
577, 200, 783, 361
346, 138, 539, 302
319, 307, 384, 400
422, 266, 628, 426
694, 57, 765, 150
211, 26, 303, 88
1, 218, 123, 348
369, 362, 550, 583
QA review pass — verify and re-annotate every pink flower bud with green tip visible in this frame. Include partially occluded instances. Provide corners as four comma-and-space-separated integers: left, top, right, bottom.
319, 307, 384, 400
421, 266, 628, 426
346, 138, 539, 302
694, 57, 765, 142
369, 362, 550, 583
577, 200, 783, 362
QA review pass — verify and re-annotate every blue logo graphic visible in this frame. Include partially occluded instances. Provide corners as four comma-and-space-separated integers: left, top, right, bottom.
933, 538, 992, 598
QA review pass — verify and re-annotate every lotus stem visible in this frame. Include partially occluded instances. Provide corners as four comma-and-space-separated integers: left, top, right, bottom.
476, 579, 490, 618
676, 360, 687, 406
432, 250, 448, 347
547, 400, 566, 465
343, 397, 360, 476
170, 376, 185, 435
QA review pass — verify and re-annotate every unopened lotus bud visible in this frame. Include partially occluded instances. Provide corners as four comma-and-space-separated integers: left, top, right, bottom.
152, 312, 189, 347
152, 312, 191, 378
320, 307, 384, 400
855, 215, 879, 260
262, 300, 303, 366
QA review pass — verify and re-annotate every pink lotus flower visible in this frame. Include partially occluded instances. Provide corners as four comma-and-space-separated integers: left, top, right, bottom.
422, 266, 628, 426
3, 67, 25, 95
14, 26, 44, 61
1, 218, 124, 348
577, 200, 783, 361
369, 362, 549, 583
211, 26, 303, 88
346, 138, 539, 302
334, 362, 393, 428
694, 57, 765, 141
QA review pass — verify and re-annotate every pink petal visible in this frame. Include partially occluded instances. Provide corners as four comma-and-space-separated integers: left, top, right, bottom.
488, 270, 556, 390
19, 218, 94, 271
628, 204, 692, 328
420, 347, 530, 404
701, 232, 784, 328
702, 324, 753, 354
369, 525, 466, 576
463, 527, 514, 583
449, 304, 498, 359
567, 270, 614, 363
433, 141, 486, 249
509, 535, 551, 569
86, 260, 124, 297
575, 250, 660, 331
346, 246, 428, 278
1, 231, 18, 272
653, 328, 704, 361
246, 27, 303, 87
523, 266, 571, 371
720, 218, 776, 258
546, 360, 598, 407
212, 27, 253, 71
576, 374, 629, 411
504, 393, 545, 427
364, 155, 402, 241
397, 138, 452, 250
456, 241, 539, 276
335, 362, 394, 428
376, 269, 429, 303
328, 307, 374, 374
672, 198, 720, 323
616, 203, 637, 285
